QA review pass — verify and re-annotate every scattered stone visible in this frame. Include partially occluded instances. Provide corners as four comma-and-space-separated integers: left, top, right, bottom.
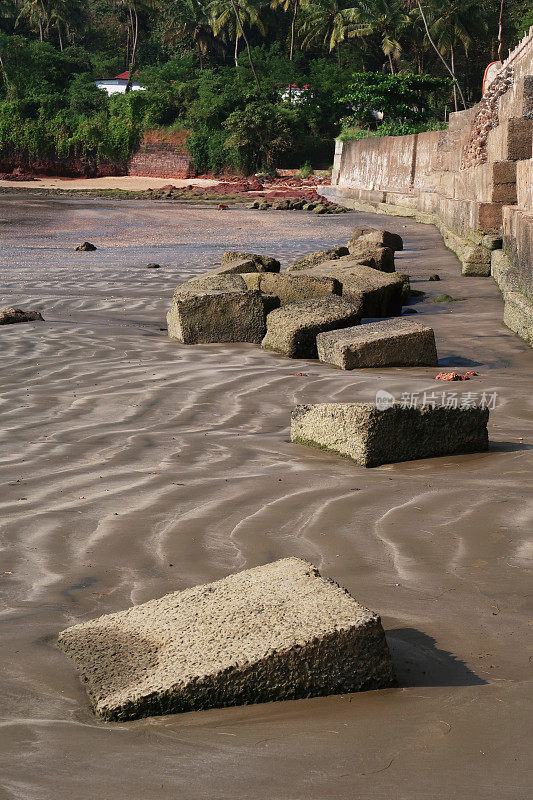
146, 263, 161, 269
316, 319, 438, 369
300, 260, 403, 318
287, 247, 350, 272
0, 307, 44, 325
402, 308, 418, 314
167, 290, 266, 344
258, 201, 271, 210
221, 251, 281, 273
302, 203, 316, 211
243, 272, 341, 306
290, 403, 489, 467
217, 203, 229, 210
58, 557, 396, 721
262, 297, 362, 358
345, 243, 395, 272
312, 204, 327, 214
350, 228, 403, 252
75, 242, 97, 251
397, 273, 410, 303
429, 274, 441, 281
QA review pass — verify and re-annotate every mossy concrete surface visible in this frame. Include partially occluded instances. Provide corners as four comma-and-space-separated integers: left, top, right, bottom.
58, 558, 396, 721
261, 296, 362, 358
316, 318, 438, 369
291, 403, 489, 467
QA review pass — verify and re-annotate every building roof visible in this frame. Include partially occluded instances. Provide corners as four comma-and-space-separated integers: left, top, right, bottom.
113, 70, 139, 81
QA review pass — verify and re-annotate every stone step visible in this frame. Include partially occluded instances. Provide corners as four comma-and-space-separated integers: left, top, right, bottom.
316, 319, 438, 369
58, 558, 396, 721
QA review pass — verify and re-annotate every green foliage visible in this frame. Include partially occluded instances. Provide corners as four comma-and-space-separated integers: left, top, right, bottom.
298, 161, 313, 177
340, 119, 448, 140
341, 72, 452, 130
223, 100, 304, 173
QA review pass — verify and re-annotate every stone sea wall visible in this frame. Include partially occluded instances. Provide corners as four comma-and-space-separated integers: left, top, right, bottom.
321, 27, 533, 346
127, 129, 195, 178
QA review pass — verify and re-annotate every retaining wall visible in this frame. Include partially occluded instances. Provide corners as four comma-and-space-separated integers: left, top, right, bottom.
322, 27, 533, 346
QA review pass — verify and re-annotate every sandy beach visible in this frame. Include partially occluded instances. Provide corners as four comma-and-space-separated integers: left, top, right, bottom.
0, 176, 218, 191
0, 194, 532, 799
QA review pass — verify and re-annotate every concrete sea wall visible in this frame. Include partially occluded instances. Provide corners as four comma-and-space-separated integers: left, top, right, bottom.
322, 28, 533, 346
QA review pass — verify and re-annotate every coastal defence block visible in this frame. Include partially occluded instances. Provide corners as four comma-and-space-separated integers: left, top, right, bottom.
167, 290, 266, 344
349, 227, 403, 252
58, 558, 396, 721
290, 403, 489, 467
345, 244, 395, 272
261, 296, 362, 358
287, 247, 349, 272
221, 251, 281, 273
301, 261, 404, 317
316, 319, 438, 369
242, 272, 342, 305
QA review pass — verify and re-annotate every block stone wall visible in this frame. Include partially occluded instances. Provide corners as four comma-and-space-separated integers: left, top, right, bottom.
323, 27, 533, 346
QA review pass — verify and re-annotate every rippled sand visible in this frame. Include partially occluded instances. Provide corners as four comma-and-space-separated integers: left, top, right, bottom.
1, 195, 532, 799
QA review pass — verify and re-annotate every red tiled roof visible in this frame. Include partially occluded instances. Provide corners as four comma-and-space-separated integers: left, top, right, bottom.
113, 70, 139, 80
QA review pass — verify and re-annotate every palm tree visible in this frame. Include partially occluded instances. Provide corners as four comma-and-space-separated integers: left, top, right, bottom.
161, 0, 227, 68
338, 0, 414, 73
209, 0, 264, 90
15, 0, 47, 40
297, 0, 350, 68
271, 0, 299, 60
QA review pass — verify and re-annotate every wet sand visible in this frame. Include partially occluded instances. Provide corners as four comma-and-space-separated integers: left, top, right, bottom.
0, 194, 532, 799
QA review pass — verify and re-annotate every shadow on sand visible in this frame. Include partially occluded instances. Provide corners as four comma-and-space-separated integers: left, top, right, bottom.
386, 628, 486, 687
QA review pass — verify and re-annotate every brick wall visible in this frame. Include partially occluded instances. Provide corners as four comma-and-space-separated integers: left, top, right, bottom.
128, 144, 195, 178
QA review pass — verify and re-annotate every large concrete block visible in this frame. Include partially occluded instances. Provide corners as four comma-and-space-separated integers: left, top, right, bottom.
167, 290, 266, 344
58, 558, 396, 721
262, 296, 362, 358
243, 272, 341, 305
221, 251, 281, 273
345, 244, 395, 272
316, 319, 438, 369
349, 227, 403, 252
287, 247, 349, 272
301, 260, 404, 317
291, 403, 489, 467
173, 274, 247, 297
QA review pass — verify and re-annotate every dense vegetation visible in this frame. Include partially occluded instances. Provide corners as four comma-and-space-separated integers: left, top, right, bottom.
0, 1, 531, 175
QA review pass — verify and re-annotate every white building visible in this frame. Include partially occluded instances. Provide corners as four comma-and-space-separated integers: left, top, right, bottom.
95, 71, 144, 96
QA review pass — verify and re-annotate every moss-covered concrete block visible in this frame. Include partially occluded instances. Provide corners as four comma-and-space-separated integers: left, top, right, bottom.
221, 251, 281, 273
287, 247, 350, 272
291, 403, 489, 467
261, 296, 362, 358
167, 290, 266, 344
316, 319, 438, 369
58, 558, 396, 721
242, 272, 341, 305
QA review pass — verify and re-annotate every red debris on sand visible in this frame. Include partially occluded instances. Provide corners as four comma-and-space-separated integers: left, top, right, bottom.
435, 371, 478, 381
293, 372, 308, 376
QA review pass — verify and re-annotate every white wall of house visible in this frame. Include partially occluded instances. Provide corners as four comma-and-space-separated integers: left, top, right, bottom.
95, 80, 144, 96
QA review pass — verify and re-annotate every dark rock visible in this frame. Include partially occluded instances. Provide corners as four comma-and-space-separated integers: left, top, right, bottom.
0, 307, 44, 325
75, 242, 97, 251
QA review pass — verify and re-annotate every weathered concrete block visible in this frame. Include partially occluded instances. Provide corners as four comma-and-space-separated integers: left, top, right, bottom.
167, 290, 266, 344
221, 251, 281, 273
301, 260, 404, 317
460, 245, 492, 276
503, 290, 533, 345
0, 307, 44, 325
58, 558, 396, 721
243, 272, 341, 305
174, 274, 247, 297
486, 118, 533, 162
316, 319, 438, 369
345, 244, 395, 272
262, 297, 361, 358
291, 403, 489, 467
287, 247, 349, 272
214, 258, 264, 275
350, 228, 403, 252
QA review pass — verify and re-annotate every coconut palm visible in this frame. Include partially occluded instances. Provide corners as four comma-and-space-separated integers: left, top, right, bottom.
208, 0, 264, 90
338, 0, 414, 73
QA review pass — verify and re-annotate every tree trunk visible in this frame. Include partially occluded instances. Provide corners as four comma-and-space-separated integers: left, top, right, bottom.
337, 42, 341, 70
196, 40, 203, 70
451, 44, 457, 111
57, 22, 63, 52
388, 53, 394, 73
235, 32, 239, 67
498, 0, 504, 61
290, 0, 298, 61
230, 0, 261, 93
415, 0, 467, 109
125, 5, 138, 93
